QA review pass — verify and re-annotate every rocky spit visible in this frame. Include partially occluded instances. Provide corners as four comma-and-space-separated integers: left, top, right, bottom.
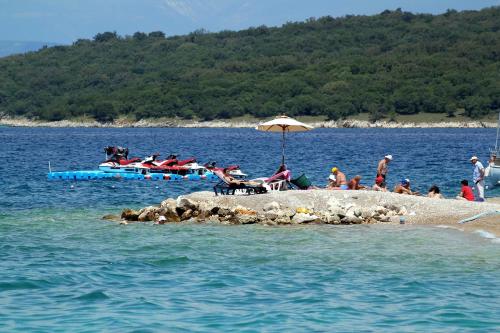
1, 116, 496, 129
117, 190, 500, 230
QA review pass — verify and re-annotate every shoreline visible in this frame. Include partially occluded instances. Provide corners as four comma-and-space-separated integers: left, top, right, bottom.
0, 117, 497, 129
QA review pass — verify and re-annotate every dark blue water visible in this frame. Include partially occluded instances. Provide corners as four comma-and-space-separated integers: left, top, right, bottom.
1, 127, 499, 332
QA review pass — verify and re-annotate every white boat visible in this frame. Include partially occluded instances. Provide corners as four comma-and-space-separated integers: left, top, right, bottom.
486, 112, 500, 186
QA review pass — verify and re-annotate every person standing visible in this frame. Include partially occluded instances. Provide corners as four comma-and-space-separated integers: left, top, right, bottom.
470, 156, 485, 201
377, 155, 392, 179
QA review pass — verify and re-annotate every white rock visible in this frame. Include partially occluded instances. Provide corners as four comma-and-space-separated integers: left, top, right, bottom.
263, 201, 281, 212
160, 198, 176, 209
291, 213, 319, 224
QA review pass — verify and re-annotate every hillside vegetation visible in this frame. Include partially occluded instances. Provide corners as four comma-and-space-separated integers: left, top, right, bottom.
0, 7, 499, 122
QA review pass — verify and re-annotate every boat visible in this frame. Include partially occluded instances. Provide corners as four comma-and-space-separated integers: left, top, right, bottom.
486, 112, 500, 186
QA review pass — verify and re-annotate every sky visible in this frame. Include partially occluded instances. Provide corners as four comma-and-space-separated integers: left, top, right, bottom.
0, 0, 499, 43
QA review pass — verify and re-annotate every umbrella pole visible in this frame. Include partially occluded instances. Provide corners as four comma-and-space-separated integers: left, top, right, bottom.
282, 129, 285, 165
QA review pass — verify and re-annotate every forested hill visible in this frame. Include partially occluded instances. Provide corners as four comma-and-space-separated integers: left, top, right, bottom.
0, 7, 499, 123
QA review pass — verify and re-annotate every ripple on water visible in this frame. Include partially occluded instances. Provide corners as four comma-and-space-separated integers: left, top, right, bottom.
1, 128, 500, 331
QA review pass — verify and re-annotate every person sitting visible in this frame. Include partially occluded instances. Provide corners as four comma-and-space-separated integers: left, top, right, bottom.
394, 178, 420, 195
327, 167, 348, 190
268, 164, 291, 182
456, 179, 475, 201
327, 173, 336, 188
348, 175, 366, 190
427, 185, 444, 199
372, 176, 387, 192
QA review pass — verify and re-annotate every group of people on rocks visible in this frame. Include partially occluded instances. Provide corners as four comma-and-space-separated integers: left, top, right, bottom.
325, 154, 490, 202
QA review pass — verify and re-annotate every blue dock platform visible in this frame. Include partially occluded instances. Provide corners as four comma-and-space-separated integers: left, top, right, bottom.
47, 170, 218, 181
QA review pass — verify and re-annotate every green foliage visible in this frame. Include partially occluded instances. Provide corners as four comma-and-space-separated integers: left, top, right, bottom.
0, 7, 499, 122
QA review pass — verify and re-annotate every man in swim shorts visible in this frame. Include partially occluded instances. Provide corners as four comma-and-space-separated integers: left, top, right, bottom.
329, 167, 348, 190
377, 155, 392, 180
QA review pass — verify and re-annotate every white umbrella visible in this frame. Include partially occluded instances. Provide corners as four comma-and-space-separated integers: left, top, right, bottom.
257, 115, 314, 165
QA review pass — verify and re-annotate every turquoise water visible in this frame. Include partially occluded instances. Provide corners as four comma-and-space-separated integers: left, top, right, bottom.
1, 127, 500, 331
1, 209, 499, 332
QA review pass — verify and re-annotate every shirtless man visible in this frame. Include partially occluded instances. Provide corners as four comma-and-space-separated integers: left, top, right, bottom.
377, 155, 392, 180
394, 178, 419, 195
348, 175, 367, 190
328, 167, 348, 190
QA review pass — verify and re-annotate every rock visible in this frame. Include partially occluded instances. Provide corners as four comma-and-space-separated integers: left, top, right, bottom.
352, 207, 362, 217
235, 214, 258, 224
102, 214, 120, 221
360, 208, 373, 219
375, 206, 389, 215
398, 206, 408, 215
207, 215, 221, 223
390, 216, 401, 223
263, 201, 280, 212
181, 209, 193, 221
264, 211, 279, 220
161, 209, 181, 222
138, 206, 157, 222
160, 198, 176, 210
119, 221, 128, 225
233, 206, 257, 216
218, 207, 232, 217
292, 213, 319, 224
121, 208, 140, 221
329, 207, 346, 218
327, 198, 341, 209
296, 207, 313, 214
275, 216, 292, 224
177, 197, 198, 211
326, 214, 341, 224
341, 215, 363, 224
384, 204, 399, 212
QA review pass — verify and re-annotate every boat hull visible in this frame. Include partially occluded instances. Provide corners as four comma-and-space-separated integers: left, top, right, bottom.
486, 165, 500, 186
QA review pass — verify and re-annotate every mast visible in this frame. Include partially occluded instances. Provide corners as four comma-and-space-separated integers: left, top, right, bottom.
496, 111, 500, 152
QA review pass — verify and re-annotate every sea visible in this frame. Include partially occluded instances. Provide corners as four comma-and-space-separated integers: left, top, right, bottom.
0, 127, 499, 332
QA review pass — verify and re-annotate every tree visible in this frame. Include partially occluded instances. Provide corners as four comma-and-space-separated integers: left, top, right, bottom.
133, 32, 148, 41
91, 102, 117, 123
93, 31, 118, 42
149, 31, 165, 38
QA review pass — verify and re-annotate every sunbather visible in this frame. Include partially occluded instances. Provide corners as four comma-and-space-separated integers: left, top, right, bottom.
427, 185, 444, 199
220, 168, 262, 187
348, 175, 366, 190
328, 167, 348, 190
394, 178, 420, 195
372, 176, 387, 192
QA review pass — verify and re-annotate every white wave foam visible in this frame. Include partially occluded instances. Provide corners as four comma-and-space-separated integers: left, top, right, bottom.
474, 229, 500, 243
435, 225, 464, 231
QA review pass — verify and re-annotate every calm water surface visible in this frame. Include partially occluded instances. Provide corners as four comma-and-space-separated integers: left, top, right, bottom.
0, 127, 499, 332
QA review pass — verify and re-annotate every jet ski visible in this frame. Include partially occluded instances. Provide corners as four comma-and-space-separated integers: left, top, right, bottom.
99, 146, 150, 173
143, 154, 209, 176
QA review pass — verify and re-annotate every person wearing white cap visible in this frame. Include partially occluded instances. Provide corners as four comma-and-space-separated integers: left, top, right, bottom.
377, 155, 393, 180
470, 156, 485, 201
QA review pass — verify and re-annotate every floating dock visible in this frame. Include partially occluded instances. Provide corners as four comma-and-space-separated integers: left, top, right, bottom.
47, 170, 218, 181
